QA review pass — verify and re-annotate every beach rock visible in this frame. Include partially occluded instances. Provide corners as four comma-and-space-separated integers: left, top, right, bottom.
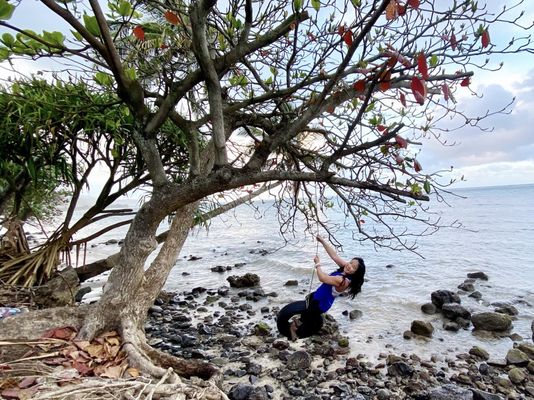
469, 346, 490, 360
458, 282, 475, 292
516, 343, 534, 359
421, 303, 437, 315
411, 320, 434, 337
227, 273, 260, 288
74, 286, 91, 302
286, 350, 312, 370
442, 304, 471, 321
34, 267, 80, 307
431, 290, 461, 309
469, 291, 483, 300
349, 309, 363, 320
471, 312, 512, 332
228, 384, 268, 400
284, 280, 298, 286
531, 320, 534, 341
471, 389, 503, 400
467, 272, 489, 280
494, 304, 518, 316
211, 265, 231, 272
508, 367, 527, 384
428, 384, 472, 400
444, 322, 460, 332
387, 361, 414, 377
506, 349, 529, 366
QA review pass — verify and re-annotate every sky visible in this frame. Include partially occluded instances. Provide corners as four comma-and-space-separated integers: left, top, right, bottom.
1, 1, 533, 189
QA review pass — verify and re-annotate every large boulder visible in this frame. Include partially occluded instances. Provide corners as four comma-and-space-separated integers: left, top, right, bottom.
34, 266, 80, 308
227, 273, 260, 288
506, 348, 529, 367
471, 312, 512, 332
431, 290, 461, 309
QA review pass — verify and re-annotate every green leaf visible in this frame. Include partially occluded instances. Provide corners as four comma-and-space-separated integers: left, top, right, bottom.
83, 14, 101, 36
124, 67, 137, 80
264, 76, 273, 85
71, 30, 83, 42
95, 72, 113, 86
424, 180, 431, 194
293, 0, 302, 11
0, 0, 15, 20
311, 0, 320, 12
43, 31, 65, 48
118, 0, 132, 17
0, 47, 9, 61
1, 33, 14, 46
429, 54, 438, 67
351, 0, 362, 7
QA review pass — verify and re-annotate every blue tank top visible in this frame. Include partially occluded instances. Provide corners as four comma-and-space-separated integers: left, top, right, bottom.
313, 271, 349, 313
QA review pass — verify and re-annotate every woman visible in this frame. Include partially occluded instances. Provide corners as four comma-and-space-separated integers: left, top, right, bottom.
277, 235, 366, 340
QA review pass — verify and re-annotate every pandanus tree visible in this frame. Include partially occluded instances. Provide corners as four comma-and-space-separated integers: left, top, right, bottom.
0, 0, 532, 389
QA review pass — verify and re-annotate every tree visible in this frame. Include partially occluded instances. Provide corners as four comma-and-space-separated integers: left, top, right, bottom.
0, 0, 532, 387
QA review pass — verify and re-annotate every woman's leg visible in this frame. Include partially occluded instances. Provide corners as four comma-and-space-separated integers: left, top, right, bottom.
276, 300, 307, 339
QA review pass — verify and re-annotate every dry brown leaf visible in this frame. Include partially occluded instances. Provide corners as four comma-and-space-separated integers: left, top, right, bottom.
99, 365, 123, 379
17, 377, 36, 389
73, 340, 91, 351
85, 343, 104, 358
105, 336, 120, 347
125, 367, 140, 378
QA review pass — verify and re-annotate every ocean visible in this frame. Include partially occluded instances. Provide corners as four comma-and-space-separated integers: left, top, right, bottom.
80, 183, 534, 361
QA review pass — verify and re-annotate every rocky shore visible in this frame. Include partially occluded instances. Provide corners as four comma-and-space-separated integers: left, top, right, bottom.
144, 270, 534, 400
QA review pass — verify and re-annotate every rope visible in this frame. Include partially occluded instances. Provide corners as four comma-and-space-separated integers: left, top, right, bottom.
308, 183, 320, 295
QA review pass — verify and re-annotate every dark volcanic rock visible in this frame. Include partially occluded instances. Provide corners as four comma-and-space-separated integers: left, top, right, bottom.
442, 303, 471, 321
411, 320, 434, 337
467, 272, 489, 280
431, 290, 461, 309
227, 273, 260, 288
287, 350, 312, 370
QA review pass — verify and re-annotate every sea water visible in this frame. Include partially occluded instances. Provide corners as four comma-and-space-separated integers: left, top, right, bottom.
78, 184, 533, 361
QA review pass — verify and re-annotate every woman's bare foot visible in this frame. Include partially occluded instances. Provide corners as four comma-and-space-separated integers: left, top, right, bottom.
289, 317, 301, 341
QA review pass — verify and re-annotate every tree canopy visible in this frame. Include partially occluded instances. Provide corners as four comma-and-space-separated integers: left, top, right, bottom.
0, 0, 532, 388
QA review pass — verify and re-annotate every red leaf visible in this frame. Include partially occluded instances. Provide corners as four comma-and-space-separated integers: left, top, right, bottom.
377, 124, 387, 132
460, 77, 470, 87
73, 361, 93, 376
400, 92, 407, 107
410, 76, 427, 105
42, 327, 77, 340
338, 25, 345, 36
133, 26, 145, 41
417, 52, 429, 80
414, 160, 422, 172
481, 29, 490, 48
379, 81, 391, 91
18, 377, 37, 389
407, 0, 420, 9
385, 0, 398, 20
442, 83, 451, 101
164, 11, 179, 25
450, 33, 457, 50
343, 30, 353, 46
353, 79, 366, 92
326, 104, 335, 114
397, 4, 406, 16
395, 135, 408, 149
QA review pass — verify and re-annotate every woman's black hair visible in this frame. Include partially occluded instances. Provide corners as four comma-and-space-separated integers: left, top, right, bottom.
337, 257, 366, 299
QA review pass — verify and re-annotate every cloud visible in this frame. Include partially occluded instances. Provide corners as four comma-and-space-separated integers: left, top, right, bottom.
418, 66, 534, 187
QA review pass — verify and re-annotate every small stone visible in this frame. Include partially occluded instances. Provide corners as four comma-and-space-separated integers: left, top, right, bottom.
421, 303, 437, 315
467, 271, 489, 280
284, 280, 298, 286
458, 282, 475, 292
287, 350, 312, 370
471, 389, 503, 400
506, 349, 529, 367
469, 291, 483, 300
349, 309, 363, 320
411, 320, 434, 337
469, 346, 490, 360
428, 384, 472, 400
516, 343, 534, 359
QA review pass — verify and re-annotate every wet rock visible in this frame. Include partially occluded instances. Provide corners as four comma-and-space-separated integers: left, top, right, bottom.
431, 290, 461, 309
471, 312, 512, 332
493, 304, 518, 316
253, 322, 270, 336
421, 303, 437, 315
228, 384, 259, 400
349, 309, 363, 320
531, 320, 534, 341
469, 291, 483, 300
516, 343, 534, 359
411, 320, 434, 337
75, 286, 91, 302
387, 361, 414, 377
506, 349, 529, 367
471, 389, 503, 400
211, 265, 231, 272
284, 280, 298, 286
444, 322, 460, 332
458, 282, 475, 292
467, 272, 489, 280
428, 384, 472, 400
227, 273, 260, 288
508, 367, 527, 384
469, 346, 489, 360
287, 350, 312, 370
442, 304, 471, 321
